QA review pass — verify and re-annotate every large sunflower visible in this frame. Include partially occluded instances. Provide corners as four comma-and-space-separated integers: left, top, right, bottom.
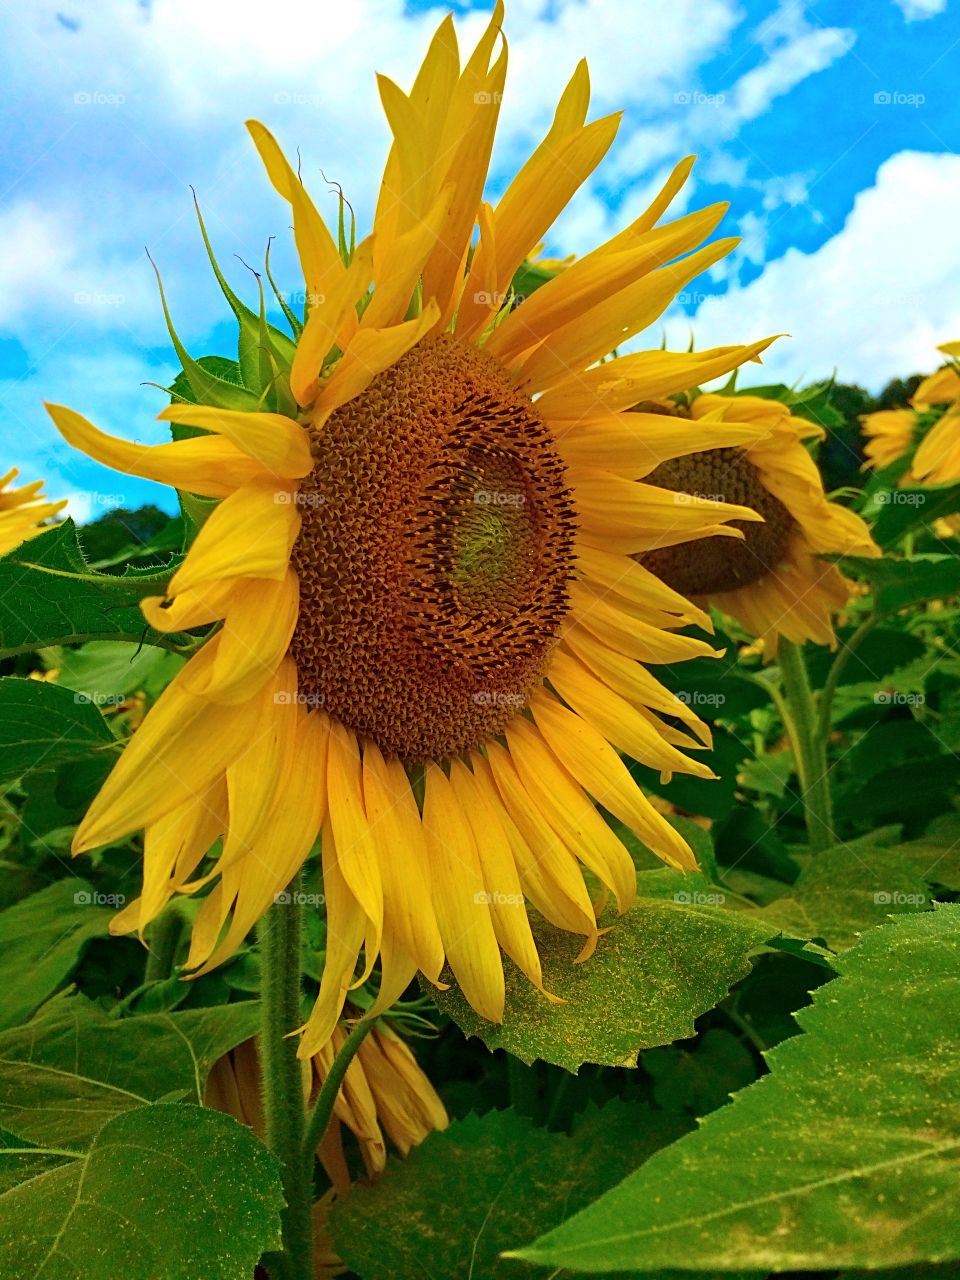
46, 4, 783, 1053
0, 468, 65, 554
862, 340, 960, 484
630, 392, 878, 649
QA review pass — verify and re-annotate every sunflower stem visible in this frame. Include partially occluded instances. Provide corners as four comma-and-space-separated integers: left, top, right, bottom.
302, 1016, 376, 1170
776, 639, 835, 853
259, 878, 312, 1280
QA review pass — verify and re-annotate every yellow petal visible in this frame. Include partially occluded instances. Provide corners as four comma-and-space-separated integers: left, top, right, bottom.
502, 718, 636, 913
361, 744, 445, 984
422, 762, 504, 1022
531, 689, 696, 871
168, 483, 298, 595
73, 636, 265, 851
156, 405, 313, 478
290, 237, 376, 405
314, 303, 440, 418
325, 720, 384, 958
45, 403, 267, 498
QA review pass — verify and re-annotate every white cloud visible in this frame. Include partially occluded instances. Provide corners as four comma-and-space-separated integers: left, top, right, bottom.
891, 0, 947, 20
661, 150, 960, 391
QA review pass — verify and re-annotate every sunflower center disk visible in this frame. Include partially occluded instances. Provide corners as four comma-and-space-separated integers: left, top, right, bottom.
290, 334, 576, 762
641, 448, 796, 595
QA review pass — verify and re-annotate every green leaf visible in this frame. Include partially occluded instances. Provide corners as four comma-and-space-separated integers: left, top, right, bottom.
430, 870, 777, 1070
49, 641, 183, 705
836, 553, 960, 613
0, 882, 114, 1030
0, 993, 261, 1148
330, 1102, 723, 1280
642, 1028, 757, 1116
0, 1103, 283, 1280
805, 627, 926, 689
751, 841, 934, 950
870, 482, 960, 546
513, 907, 960, 1274
0, 679, 116, 785
0, 521, 184, 657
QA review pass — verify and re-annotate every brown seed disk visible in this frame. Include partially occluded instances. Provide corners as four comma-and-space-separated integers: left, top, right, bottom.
289, 333, 577, 763
640, 448, 796, 595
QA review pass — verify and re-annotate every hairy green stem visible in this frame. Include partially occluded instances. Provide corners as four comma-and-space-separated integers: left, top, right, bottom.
302, 1017, 376, 1169
259, 879, 312, 1280
776, 640, 835, 853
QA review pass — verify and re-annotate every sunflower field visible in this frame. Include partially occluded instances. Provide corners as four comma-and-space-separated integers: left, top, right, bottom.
1, 6, 959, 1279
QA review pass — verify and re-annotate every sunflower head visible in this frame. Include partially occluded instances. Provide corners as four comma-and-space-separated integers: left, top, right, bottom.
0, 468, 66, 556
639, 393, 879, 651
46, 2, 793, 1046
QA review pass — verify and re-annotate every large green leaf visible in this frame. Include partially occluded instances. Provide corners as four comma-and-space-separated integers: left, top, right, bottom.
0, 521, 185, 657
0, 678, 116, 786
835, 553, 960, 613
513, 907, 960, 1274
430, 870, 777, 1070
751, 841, 935, 950
0, 993, 261, 1148
0, 882, 114, 1030
329, 1103, 748, 1280
0, 1103, 283, 1280
870, 482, 960, 546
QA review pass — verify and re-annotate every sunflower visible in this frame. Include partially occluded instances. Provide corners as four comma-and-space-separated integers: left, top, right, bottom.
862, 340, 960, 485
46, 3, 784, 1052
861, 408, 918, 476
0, 468, 66, 554
205, 1017, 446, 1276
631, 392, 878, 650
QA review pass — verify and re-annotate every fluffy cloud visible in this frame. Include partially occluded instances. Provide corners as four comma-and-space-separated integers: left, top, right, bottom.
662, 150, 960, 391
891, 0, 947, 20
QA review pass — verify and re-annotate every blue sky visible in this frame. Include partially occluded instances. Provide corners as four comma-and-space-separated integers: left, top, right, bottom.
1, 0, 958, 518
